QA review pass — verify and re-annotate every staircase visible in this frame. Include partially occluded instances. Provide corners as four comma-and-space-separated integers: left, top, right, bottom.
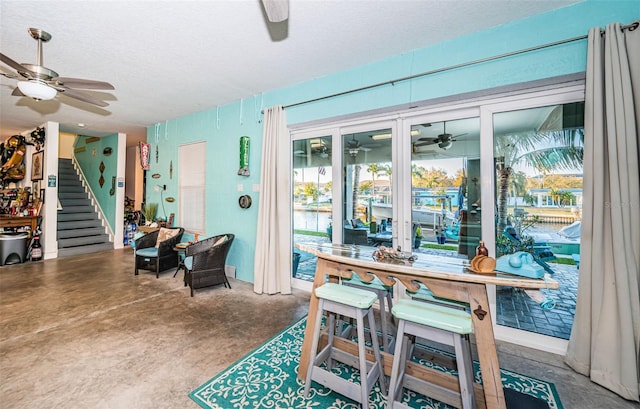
57, 158, 113, 257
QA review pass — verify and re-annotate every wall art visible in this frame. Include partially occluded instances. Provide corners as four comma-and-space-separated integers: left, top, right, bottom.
31, 150, 44, 181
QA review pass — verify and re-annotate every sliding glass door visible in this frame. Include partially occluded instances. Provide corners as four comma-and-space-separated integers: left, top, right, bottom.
341, 126, 393, 247
289, 81, 584, 353
492, 101, 584, 340
292, 134, 333, 283
408, 117, 481, 260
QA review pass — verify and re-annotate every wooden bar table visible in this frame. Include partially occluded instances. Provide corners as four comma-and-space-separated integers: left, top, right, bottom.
295, 242, 558, 409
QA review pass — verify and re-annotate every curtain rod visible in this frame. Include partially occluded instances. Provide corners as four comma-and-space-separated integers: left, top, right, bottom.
282, 34, 588, 110
275, 20, 638, 111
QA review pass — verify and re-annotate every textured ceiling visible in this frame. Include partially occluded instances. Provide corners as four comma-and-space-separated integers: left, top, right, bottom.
0, 0, 580, 146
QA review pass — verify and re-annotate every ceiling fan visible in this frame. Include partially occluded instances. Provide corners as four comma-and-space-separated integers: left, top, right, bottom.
345, 135, 372, 157
412, 122, 467, 151
0, 28, 114, 107
261, 0, 289, 22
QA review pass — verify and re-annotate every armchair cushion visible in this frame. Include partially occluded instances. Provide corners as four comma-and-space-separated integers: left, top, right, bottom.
156, 227, 182, 248
184, 256, 193, 270
136, 247, 159, 258
214, 234, 229, 246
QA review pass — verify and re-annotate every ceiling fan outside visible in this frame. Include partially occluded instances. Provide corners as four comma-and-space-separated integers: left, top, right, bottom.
412, 122, 467, 151
0, 28, 114, 107
345, 135, 372, 157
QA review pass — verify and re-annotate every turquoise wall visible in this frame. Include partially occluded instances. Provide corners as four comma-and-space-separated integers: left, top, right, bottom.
75, 134, 119, 232
147, 0, 638, 282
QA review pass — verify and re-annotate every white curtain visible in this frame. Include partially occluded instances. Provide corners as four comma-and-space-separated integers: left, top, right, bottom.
565, 21, 640, 402
253, 106, 292, 295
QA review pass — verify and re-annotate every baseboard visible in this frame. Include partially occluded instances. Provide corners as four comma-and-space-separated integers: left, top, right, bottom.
225, 264, 236, 278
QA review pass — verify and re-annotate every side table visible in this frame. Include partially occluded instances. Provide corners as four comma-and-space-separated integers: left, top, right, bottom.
173, 243, 189, 279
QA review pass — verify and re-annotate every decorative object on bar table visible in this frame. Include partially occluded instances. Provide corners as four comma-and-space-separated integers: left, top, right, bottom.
476, 240, 489, 256
495, 251, 545, 279
372, 245, 416, 263
152, 173, 161, 179
238, 135, 250, 176
469, 254, 496, 273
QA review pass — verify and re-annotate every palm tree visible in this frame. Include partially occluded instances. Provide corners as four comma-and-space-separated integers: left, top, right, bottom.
411, 164, 424, 184
352, 164, 361, 219
380, 163, 392, 203
367, 163, 380, 199
495, 128, 583, 233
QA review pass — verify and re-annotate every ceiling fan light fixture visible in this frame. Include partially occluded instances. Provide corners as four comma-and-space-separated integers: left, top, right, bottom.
438, 140, 453, 150
17, 80, 56, 101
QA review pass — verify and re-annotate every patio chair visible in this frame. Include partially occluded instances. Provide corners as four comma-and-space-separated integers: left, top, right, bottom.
503, 226, 556, 275
343, 227, 369, 245
184, 233, 235, 296
134, 227, 184, 278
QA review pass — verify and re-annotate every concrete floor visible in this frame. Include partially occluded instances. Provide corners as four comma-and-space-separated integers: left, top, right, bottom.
1, 248, 638, 409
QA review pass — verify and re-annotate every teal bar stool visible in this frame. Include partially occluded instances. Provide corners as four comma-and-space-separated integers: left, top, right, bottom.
304, 283, 387, 409
388, 299, 476, 409
343, 274, 395, 352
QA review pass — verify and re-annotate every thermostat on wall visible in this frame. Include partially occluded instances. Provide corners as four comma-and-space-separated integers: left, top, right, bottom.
239, 195, 252, 209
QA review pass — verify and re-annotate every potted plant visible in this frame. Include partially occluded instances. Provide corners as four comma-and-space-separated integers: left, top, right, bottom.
141, 202, 158, 225
413, 226, 423, 249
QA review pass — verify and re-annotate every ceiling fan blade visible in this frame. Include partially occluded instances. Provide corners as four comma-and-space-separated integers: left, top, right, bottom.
59, 88, 109, 107
451, 132, 468, 140
11, 87, 25, 96
413, 140, 436, 147
0, 53, 36, 77
53, 77, 114, 90
261, 0, 289, 22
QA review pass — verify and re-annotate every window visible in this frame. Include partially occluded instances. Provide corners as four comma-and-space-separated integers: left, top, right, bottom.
179, 142, 206, 234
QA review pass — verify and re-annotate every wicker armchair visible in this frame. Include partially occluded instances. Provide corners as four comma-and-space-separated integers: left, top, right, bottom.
184, 233, 234, 296
134, 227, 184, 278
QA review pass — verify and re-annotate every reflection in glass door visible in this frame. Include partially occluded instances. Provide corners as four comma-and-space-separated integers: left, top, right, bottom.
292, 135, 333, 281
493, 102, 584, 340
410, 118, 481, 259
342, 128, 393, 247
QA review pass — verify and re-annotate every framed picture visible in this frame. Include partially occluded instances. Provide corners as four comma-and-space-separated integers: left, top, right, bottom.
31, 151, 44, 181
40, 189, 46, 204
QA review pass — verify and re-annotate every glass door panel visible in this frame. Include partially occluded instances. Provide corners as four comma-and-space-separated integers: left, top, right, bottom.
493, 101, 584, 339
410, 118, 481, 259
342, 128, 392, 247
292, 135, 333, 281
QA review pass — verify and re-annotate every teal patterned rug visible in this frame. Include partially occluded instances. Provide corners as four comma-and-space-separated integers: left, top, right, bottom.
189, 316, 563, 409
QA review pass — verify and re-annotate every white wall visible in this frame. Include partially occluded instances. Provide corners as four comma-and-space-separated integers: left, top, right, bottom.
125, 145, 143, 210
58, 132, 76, 159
